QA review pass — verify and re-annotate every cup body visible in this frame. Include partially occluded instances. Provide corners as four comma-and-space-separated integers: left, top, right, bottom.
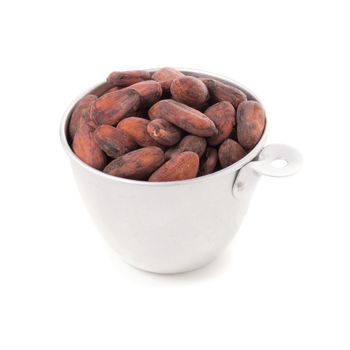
61, 69, 267, 273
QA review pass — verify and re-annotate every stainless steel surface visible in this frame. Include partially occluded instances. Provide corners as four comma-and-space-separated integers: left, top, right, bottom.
60, 68, 302, 274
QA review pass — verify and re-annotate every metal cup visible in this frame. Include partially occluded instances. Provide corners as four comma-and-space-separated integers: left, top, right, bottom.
60, 69, 302, 274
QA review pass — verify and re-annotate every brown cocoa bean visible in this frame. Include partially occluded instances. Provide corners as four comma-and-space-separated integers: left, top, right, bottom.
170, 76, 209, 108
73, 122, 106, 170
236, 101, 266, 150
92, 89, 140, 126
164, 135, 207, 159
128, 80, 162, 106
201, 78, 247, 108
199, 147, 218, 176
152, 67, 185, 90
104, 86, 120, 94
177, 135, 207, 158
148, 99, 218, 137
104, 146, 165, 180
94, 125, 137, 158
117, 117, 160, 147
164, 145, 179, 160
147, 119, 182, 146
69, 94, 97, 139
204, 101, 236, 146
218, 139, 246, 168
107, 70, 151, 87
149, 151, 199, 182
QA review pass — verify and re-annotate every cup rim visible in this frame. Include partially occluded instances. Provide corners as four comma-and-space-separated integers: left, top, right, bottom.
60, 68, 268, 187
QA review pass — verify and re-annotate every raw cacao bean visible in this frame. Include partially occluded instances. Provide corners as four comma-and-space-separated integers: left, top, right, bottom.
199, 147, 218, 176
149, 151, 199, 182
104, 146, 165, 180
92, 89, 140, 126
94, 125, 137, 158
218, 139, 246, 168
148, 99, 217, 137
147, 119, 182, 146
236, 101, 266, 150
201, 78, 247, 108
73, 122, 106, 170
176, 135, 207, 158
117, 117, 160, 147
170, 76, 209, 108
107, 70, 151, 87
204, 101, 235, 146
69, 94, 97, 139
128, 80, 162, 106
152, 67, 185, 90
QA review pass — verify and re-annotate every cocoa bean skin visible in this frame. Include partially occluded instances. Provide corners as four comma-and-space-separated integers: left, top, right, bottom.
94, 125, 137, 158
204, 101, 236, 146
128, 80, 162, 106
104, 86, 120, 94
149, 151, 199, 182
147, 119, 182, 146
164, 135, 207, 159
177, 135, 207, 158
117, 117, 160, 147
164, 145, 179, 160
107, 70, 151, 87
152, 67, 185, 90
236, 101, 266, 150
103, 146, 165, 180
73, 122, 106, 170
69, 95, 97, 139
218, 139, 246, 168
170, 76, 209, 108
92, 89, 140, 126
148, 99, 218, 137
199, 147, 218, 176
201, 78, 247, 109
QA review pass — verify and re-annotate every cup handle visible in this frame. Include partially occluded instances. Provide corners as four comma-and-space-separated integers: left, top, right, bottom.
232, 144, 303, 198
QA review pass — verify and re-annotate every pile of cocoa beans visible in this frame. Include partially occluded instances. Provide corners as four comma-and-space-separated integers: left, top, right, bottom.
70, 68, 266, 182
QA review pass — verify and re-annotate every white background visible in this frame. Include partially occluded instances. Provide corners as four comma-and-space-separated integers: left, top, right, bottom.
0, 1, 349, 349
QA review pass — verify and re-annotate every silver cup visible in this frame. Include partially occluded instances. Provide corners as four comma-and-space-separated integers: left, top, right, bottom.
60, 69, 302, 274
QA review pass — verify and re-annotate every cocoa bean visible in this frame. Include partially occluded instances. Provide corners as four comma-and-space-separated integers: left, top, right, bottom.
69, 94, 97, 139
152, 67, 185, 90
128, 80, 162, 106
148, 99, 217, 137
176, 135, 207, 158
204, 101, 235, 146
117, 117, 161, 147
147, 119, 182, 146
201, 78, 247, 108
92, 89, 140, 126
73, 122, 106, 170
218, 139, 246, 168
164, 135, 206, 160
236, 101, 266, 150
199, 147, 218, 176
170, 76, 209, 108
94, 125, 137, 158
149, 151, 199, 182
104, 146, 165, 180
107, 70, 151, 87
